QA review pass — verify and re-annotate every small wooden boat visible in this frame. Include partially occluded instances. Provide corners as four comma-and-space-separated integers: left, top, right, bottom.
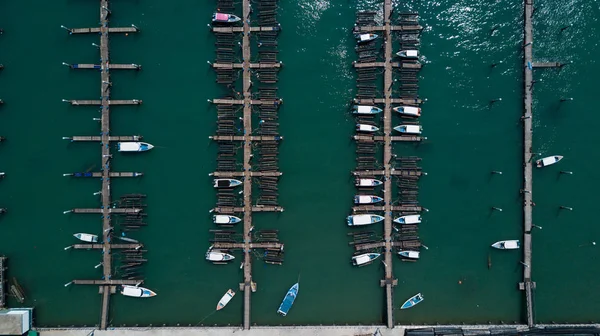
398, 250, 420, 259
277, 282, 299, 316
213, 178, 242, 188
394, 124, 422, 135
396, 50, 419, 59
536, 155, 563, 168
73, 233, 98, 243
491, 240, 520, 250
352, 105, 382, 114
212, 13, 241, 23
393, 106, 421, 117
118, 142, 154, 152
356, 124, 379, 133
347, 214, 384, 226
393, 215, 421, 225
121, 285, 157, 298
213, 215, 241, 224
401, 293, 423, 309
355, 33, 378, 43
206, 250, 235, 262
216, 289, 236, 310
352, 253, 381, 266
355, 178, 383, 187
354, 195, 383, 204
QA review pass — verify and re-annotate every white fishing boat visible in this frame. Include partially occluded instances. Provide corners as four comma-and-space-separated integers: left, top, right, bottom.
213, 178, 242, 188
393, 106, 421, 117
356, 33, 378, 43
352, 253, 381, 266
212, 13, 241, 23
354, 195, 383, 204
213, 215, 242, 224
355, 178, 383, 187
396, 50, 419, 59
536, 155, 563, 168
491, 240, 520, 250
73, 233, 98, 243
121, 285, 157, 298
206, 250, 235, 262
118, 142, 154, 152
352, 105, 382, 115
393, 124, 422, 135
393, 215, 421, 225
356, 124, 379, 133
347, 214, 384, 226
216, 289, 236, 310
398, 250, 420, 259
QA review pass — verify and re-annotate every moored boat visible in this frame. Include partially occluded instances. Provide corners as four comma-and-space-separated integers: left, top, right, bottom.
352, 252, 381, 266
73, 233, 98, 243
352, 105, 382, 115
216, 289, 236, 310
277, 283, 299, 316
398, 250, 420, 259
354, 195, 383, 204
206, 250, 235, 262
356, 124, 379, 133
401, 293, 423, 309
396, 50, 419, 58
393, 124, 422, 135
393, 106, 421, 117
393, 215, 421, 225
347, 214, 384, 226
212, 13, 241, 23
491, 240, 520, 250
536, 155, 563, 168
213, 215, 242, 224
118, 142, 154, 152
355, 33, 378, 43
213, 178, 242, 188
121, 285, 157, 298
355, 178, 383, 187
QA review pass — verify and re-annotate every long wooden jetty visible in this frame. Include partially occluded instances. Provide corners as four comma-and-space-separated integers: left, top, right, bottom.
0, 256, 6, 308
210, 0, 283, 329
63, 0, 143, 330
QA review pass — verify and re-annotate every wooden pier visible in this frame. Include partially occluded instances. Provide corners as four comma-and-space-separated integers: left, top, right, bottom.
63, 0, 142, 330
0, 256, 6, 308
210, 0, 283, 329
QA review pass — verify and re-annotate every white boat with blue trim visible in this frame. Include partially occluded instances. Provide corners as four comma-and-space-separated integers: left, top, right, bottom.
401, 293, 423, 309
118, 142, 154, 152
277, 283, 299, 316
398, 250, 420, 259
212, 13, 241, 23
356, 33, 378, 43
347, 214, 384, 226
216, 289, 236, 310
396, 50, 419, 59
356, 124, 379, 133
393, 106, 421, 117
394, 124, 422, 135
491, 240, 520, 250
352, 105, 382, 115
536, 155, 563, 168
213, 178, 242, 188
393, 215, 421, 225
355, 178, 383, 187
213, 215, 241, 224
354, 195, 383, 204
121, 285, 157, 298
352, 253, 381, 266
73, 233, 98, 243
206, 250, 235, 262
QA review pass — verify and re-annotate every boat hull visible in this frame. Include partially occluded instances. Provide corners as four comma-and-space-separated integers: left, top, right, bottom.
401, 293, 423, 309
121, 285, 157, 298
277, 283, 299, 316
216, 289, 236, 310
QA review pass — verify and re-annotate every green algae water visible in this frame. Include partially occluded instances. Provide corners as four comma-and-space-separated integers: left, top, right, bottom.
0, 0, 598, 328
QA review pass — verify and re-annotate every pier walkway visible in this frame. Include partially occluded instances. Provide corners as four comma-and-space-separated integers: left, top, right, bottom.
63, 0, 142, 330
210, 0, 283, 329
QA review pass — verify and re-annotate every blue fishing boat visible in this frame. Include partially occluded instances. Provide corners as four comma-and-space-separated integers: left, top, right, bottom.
401, 293, 423, 309
277, 283, 299, 316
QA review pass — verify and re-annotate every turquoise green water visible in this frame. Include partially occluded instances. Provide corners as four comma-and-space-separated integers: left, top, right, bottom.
0, 0, 598, 328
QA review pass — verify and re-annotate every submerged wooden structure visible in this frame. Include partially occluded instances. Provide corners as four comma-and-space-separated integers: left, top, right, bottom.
210, 0, 284, 329
61, 0, 147, 330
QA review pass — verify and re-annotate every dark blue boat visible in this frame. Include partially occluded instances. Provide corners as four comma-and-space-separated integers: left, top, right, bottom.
277, 283, 299, 316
